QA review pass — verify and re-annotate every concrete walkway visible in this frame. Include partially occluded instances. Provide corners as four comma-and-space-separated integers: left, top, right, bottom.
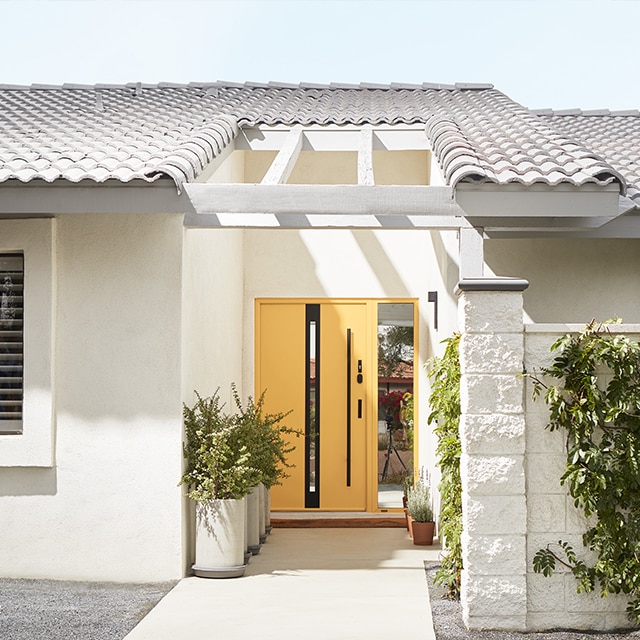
124, 528, 440, 640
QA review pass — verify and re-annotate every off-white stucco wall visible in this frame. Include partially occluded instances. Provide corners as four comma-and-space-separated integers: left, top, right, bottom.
181, 228, 245, 571
0, 213, 185, 582
242, 228, 460, 499
485, 238, 640, 323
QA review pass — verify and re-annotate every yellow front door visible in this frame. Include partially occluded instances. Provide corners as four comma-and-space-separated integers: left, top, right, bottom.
256, 300, 371, 511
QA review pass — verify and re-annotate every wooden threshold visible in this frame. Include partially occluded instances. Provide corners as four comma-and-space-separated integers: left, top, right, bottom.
271, 511, 406, 529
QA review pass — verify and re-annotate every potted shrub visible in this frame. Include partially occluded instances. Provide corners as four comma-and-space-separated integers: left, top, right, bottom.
180, 390, 261, 578
231, 385, 299, 548
407, 482, 435, 545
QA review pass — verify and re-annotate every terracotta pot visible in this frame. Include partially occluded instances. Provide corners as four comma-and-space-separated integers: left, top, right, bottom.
403, 507, 409, 531
412, 521, 435, 546
402, 495, 408, 509
407, 515, 414, 539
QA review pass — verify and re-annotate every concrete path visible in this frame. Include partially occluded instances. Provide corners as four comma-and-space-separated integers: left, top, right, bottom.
124, 528, 440, 640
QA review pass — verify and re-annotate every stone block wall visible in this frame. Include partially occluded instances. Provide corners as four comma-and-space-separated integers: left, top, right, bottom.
523, 325, 637, 631
457, 280, 528, 631
457, 285, 638, 632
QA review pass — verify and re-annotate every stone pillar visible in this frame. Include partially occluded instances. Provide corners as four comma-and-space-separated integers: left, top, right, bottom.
456, 278, 529, 631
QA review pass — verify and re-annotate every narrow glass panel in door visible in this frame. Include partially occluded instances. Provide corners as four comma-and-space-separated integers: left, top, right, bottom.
377, 303, 415, 509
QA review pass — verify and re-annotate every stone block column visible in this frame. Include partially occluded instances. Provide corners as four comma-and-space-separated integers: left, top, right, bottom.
456, 278, 529, 631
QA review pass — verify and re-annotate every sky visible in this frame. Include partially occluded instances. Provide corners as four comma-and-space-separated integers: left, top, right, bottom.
1, 0, 639, 111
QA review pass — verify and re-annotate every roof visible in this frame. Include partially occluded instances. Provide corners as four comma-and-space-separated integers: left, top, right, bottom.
534, 109, 640, 207
0, 81, 632, 200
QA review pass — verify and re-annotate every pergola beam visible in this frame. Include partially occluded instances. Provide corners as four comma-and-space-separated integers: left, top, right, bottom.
261, 125, 304, 185
358, 125, 375, 185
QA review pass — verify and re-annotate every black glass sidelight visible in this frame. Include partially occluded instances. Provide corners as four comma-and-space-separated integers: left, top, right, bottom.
305, 304, 320, 508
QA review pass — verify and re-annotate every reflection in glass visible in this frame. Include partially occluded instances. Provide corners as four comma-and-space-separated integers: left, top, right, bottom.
305, 304, 320, 508
377, 303, 414, 509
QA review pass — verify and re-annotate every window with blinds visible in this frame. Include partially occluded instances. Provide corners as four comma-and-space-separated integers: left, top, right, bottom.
0, 254, 23, 433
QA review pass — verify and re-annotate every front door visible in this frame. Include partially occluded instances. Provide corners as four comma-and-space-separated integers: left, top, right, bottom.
256, 300, 371, 511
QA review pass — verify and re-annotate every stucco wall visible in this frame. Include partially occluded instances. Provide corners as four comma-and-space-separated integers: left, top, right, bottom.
0, 213, 185, 582
242, 227, 460, 499
485, 238, 640, 323
181, 228, 245, 571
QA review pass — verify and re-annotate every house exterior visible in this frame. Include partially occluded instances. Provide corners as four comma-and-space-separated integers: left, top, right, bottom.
1, 81, 639, 631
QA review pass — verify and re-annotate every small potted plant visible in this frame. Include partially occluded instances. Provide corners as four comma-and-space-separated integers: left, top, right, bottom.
406, 482, 435, 545
180, 390, 261, 578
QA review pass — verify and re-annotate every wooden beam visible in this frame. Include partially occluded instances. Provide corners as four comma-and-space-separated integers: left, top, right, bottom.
358, 125, 375, 186
261, 125, 304, 185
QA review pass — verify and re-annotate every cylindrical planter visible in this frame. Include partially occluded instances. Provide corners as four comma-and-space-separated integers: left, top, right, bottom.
408, 515, 414, 539
412, 521, 435, 546
246, 485, 262, 555
193, 498, 247, 578
264, 485, 272, 535
258, 483, 267, 544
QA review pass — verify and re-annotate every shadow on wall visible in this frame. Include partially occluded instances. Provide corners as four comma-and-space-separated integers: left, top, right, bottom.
0, 467, 57, 496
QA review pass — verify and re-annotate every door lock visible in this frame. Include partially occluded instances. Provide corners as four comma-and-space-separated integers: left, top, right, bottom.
357, 360, 363, 384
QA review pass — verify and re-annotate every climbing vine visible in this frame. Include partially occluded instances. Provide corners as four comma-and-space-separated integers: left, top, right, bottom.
530, 320, 640, 623
427, 333, 462, 598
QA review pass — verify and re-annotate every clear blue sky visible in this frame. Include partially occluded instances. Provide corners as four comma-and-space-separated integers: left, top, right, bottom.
2, 0, 639, 110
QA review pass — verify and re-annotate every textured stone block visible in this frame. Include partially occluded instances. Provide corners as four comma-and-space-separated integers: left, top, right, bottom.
527, 494, 566, 532
462, 454, 525, 495
461, 373, 524, 414
527, 571, 565, 612
463, 494, 526, 535
461, 572, 527, 618
459, 333, 524, 374
460, 413, 525, 455
566, 579, 629, 613
524, 404, 564, 454
458, 290, 524, 334
526, 611, 607, 632
462, 532, 526, 575
464, 615, 527, 632
565, 494, 597, 534
526, 533, 587, 571
525, 453, 566, 494
605, 612, 639, 630
524, 332, 558, 370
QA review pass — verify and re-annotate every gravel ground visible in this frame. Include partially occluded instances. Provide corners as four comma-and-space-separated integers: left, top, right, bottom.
0, 578, 176, 640
425, 563, 640, 640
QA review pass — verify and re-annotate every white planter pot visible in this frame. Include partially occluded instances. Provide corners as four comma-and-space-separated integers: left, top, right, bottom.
246, 485, 262, 555
264, 486, 272, 534
258, 483, 267, 543
264, 486, 271, 534
193, 499, 246, 578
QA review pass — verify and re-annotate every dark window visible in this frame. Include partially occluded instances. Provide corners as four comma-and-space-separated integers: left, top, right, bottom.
0, 254, 23, 433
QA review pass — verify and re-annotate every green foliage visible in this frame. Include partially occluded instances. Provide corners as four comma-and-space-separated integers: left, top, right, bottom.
530, 320, 640, 623
231, 384, 301, 489
407, 482, 434, 522
180, 387, 301, 501
427, 333, 462, 598
180, 390, 260, 501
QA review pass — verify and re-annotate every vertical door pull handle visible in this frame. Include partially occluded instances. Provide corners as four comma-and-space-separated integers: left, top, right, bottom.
346, 328, 352, 487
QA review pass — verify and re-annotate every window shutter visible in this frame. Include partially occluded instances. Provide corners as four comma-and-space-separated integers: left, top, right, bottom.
0, 254, 23, 432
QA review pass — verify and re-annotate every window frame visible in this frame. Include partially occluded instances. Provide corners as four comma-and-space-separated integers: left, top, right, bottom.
0, 219, 54, 467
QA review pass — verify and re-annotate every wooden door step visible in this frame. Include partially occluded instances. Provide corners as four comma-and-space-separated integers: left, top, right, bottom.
271, 512, 406, 529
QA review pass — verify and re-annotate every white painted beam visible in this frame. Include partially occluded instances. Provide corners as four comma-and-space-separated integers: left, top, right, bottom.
260, 125, 304, 185
459, 227, 484, 278
184, 184, 465, 217
358, 125, 375, 186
